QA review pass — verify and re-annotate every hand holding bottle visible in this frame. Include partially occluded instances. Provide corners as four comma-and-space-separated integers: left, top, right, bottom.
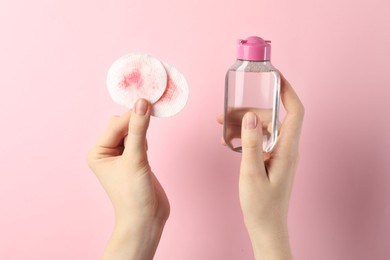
218, 73, 304, 260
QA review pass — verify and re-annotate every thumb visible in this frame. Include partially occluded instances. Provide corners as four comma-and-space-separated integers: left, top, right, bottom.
123, 99, 151, 161
240, 112, 267, 178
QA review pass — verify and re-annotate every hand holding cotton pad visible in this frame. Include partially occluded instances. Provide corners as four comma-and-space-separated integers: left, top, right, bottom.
106, 53, 189, 117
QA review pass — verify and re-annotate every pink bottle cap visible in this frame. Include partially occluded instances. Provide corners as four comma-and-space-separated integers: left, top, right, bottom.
237, 36, 271, 61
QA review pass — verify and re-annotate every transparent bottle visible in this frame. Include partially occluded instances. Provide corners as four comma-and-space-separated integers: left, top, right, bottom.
224, 36, 281, 153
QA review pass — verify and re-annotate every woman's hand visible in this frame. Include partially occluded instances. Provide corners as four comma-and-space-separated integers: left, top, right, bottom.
87, 99, 170, 260
218, 74, 304, 260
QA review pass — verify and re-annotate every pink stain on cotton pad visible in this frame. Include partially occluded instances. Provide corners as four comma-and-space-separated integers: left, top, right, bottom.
106, 53, 167, 108
152, 63, 189, 117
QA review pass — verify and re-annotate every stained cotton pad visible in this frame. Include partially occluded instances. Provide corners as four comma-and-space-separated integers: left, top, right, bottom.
152, 63, 189, 118
106, 53, 167, 108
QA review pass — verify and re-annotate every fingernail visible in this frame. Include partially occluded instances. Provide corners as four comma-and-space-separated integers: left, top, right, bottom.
245, 112, 257, 129
135, 99, 148, 115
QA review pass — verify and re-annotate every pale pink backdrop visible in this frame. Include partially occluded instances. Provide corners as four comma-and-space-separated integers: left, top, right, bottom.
1, 0, 389, 259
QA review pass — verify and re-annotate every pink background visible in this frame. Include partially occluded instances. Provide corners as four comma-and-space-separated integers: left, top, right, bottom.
1, 0, 389, 259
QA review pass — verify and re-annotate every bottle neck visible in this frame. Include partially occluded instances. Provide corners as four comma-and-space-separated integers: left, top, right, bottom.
237, 59, 270, 62
231, 59, 275, 72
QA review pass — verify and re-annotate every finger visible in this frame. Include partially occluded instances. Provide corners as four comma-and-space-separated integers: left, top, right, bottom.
95, 111, 131, 149
280, 73, 304, 133
269, 73, 304, 180
267, 119, 281, 135
122, 99, 151, 160
216, 114, 224, 124
87, 111, 131, 164
240, 112, 267, 179
225, 124, 242, 139
124, 134, 148, 151
222, 108, 274, 127
223, 120, 273, 149
276, 74, 305, 156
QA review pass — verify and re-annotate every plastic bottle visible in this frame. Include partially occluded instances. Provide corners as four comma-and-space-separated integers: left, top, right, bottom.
224, 36, 281, 153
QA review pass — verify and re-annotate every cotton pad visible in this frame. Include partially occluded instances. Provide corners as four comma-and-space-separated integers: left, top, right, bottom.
106, 53, 167, 108
151, 63, 189, 117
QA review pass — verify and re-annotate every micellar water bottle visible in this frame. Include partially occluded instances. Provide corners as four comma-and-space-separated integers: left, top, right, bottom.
224, 36, 281, 153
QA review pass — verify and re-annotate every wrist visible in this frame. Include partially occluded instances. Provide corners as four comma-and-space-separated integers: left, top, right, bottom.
246, 221, 293, 260
102, 218, 166, 260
